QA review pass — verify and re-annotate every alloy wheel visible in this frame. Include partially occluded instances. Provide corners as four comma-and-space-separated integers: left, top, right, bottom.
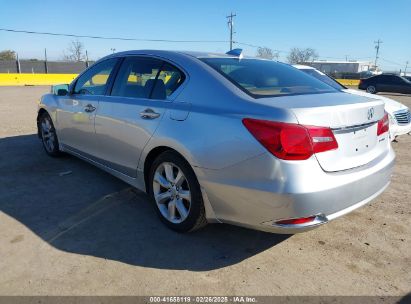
41, 117, 56, 153
366, 86, 376, 94
152, 162, 191, 224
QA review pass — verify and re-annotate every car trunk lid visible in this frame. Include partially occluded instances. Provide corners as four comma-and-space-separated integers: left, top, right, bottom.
255, 92, 389, 172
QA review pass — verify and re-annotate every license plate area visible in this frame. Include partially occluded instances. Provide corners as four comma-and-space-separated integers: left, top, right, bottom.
330, 122, 378, 158
351, 126, 374, 153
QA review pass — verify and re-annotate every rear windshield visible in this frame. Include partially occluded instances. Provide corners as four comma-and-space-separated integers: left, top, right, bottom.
200, 58, 338, 98
300, 68, 346, 90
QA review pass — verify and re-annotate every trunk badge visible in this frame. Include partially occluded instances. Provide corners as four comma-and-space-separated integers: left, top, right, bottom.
367, 107, 375, 120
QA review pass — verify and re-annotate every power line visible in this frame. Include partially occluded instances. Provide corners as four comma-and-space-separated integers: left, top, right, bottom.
0, 27, 229, 44
0, 26, 268, 51
380, 58, 403, 66
0, 27, 405, 68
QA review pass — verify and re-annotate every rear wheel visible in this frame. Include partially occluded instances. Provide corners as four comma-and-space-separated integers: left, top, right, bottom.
148, 151, 207, 232
39, 113, 61, 157
366, 85, 377, 94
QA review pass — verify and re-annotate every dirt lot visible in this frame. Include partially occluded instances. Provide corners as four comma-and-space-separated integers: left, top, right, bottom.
0, 86, 410, 296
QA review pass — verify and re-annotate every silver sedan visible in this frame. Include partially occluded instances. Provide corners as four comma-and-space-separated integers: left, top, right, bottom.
37, 50, 395, 233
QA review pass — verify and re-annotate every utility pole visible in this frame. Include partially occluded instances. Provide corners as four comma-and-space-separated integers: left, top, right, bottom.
405, 61, 409, 76
226, 12, 236, 51
374, 39, 383, 70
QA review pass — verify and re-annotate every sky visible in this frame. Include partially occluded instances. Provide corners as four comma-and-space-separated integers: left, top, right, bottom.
0, 0, 410, 71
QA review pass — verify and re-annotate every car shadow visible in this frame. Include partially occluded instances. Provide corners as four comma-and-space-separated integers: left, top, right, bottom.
379, 92, 411, 97
0, 134, 289, 271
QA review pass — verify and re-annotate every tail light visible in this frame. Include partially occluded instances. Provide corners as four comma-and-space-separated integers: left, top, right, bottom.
242, 118, 338, 161
377, 112, 389, 136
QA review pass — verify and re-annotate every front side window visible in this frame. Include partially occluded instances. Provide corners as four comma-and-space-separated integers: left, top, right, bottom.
74, 58, 118, 95
200, 58, 337, 98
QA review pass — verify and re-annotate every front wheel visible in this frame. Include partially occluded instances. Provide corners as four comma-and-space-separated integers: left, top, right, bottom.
366, 85, 377, 94
148, 151, 207, 232
39, 113, 61, 157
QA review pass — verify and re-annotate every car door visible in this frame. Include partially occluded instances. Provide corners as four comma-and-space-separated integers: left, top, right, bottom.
94, 56, 186, 177
57, 58, 119, 156
375, 75, 393, 92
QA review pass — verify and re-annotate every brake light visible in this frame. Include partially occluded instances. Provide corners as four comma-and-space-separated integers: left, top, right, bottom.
377, 112, 389, 136
242, 118, 338, 160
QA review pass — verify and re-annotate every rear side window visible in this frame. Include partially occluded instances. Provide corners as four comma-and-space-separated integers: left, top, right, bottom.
111, 57, 185, 100
378, 75, 401, 84
200, 58, 337, 98
74, 58, 118, 95
111, 57, 163, 99
156, 63, 185, 98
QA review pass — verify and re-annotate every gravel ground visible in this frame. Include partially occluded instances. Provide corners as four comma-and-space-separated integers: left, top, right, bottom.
0, 86, 410, 296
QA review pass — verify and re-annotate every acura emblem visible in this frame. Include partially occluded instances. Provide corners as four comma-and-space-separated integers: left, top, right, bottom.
367, 107, 374, 120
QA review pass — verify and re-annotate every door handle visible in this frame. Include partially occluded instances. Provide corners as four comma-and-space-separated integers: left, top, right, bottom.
84, 104, 96, 113
140, 108, 160, 119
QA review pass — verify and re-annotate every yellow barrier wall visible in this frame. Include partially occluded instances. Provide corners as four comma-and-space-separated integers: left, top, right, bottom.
0, 74, 77, 86
0, 73, 361, 87
336, 79, 360, 86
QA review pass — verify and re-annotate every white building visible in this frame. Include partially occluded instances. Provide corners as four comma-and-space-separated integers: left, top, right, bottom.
303, 60, 373, 74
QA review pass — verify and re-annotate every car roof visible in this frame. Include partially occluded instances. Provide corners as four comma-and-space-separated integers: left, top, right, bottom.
106, 49, 256, 60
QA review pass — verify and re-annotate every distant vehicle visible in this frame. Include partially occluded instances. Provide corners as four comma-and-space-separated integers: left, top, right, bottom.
358, 74, 411, 95
37, 50, 395, 234
294, 65, 411, 140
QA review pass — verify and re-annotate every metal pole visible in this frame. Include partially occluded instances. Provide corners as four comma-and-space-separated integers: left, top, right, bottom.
374, 39, 382, 70
405, 61, 409, 76
16, 52, 21, 73
226, 12, 236, 51
85, 50, 89, 68
44, 48, 48, 74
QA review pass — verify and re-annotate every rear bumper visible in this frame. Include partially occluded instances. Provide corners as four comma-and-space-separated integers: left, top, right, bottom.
196, 146, 395, 234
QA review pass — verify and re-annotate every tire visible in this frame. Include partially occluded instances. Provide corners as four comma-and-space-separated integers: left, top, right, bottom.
148, 150, 207, 232
38, 112, 61, 157
366, 85, 377, 94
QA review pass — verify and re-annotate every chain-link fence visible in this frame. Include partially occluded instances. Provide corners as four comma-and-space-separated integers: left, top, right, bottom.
0, 60, 94, 74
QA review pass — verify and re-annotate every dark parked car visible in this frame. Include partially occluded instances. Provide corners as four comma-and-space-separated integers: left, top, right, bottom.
358, 74, 411, 94
404, 76, 411, 82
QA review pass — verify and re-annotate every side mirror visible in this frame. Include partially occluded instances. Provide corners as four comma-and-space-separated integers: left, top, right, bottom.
52, 84, 69, 96
57, 89, 69, 96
